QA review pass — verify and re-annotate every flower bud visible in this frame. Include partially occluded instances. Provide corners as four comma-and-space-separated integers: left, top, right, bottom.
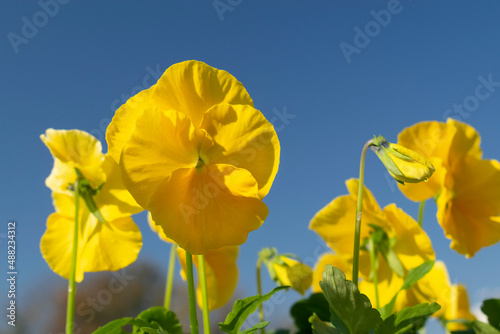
372, 135, 435, 184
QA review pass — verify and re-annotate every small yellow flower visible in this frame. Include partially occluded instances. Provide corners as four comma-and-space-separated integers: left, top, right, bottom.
397, 119, 500, 256
372, 135, 435, 184
40, 129, 143, 281
272, 255, 313, 295
106, 60, 280, 254
309, 179, 436, 311
149, 214, 238, 311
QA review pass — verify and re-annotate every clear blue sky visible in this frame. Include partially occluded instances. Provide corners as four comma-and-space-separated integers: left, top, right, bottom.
2, 1, 500, 333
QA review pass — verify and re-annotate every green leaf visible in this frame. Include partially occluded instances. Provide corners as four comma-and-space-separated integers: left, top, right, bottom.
319, 265, 383, 334
379, 261, 434, 319
310, 313, 341, 334
133, 307, 183, 334
240, 322, 270, 334
482, 299, 500, 330
472, 320, 500, 334
218, 286, 288, 334
290, 292, 330, 334
375, 302, 440, 334
92, 318, 135, 334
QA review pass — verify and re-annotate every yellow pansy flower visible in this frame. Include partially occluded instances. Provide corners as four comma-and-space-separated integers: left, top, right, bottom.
309, 179, 435, 311
397, 119, 500, 256
40, 129, 143, 282
272, 255, 313, 295
149, 214, 238, 311
106, 60, 280, 255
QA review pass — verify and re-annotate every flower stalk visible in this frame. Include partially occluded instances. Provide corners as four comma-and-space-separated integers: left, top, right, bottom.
198, 255, 211, 334
185, 252, 199, 334
418, 201, 425, 227
353, 139, 373, 287
66, 179, 80, 334
164, 243, 177, 310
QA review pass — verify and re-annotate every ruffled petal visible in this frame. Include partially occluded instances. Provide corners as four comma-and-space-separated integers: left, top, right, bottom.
41, 129, 106, 190
201, 103, 280, 198
177, 246, 239, 311
437, 157, 500, 256
153, 60, 254, 128
148, 164, 268, 254
383, 204, 435, 269
41, 128, 104, 166
106, 60, 254, 162
120, 108, 200, 208
41, 194, 142, 282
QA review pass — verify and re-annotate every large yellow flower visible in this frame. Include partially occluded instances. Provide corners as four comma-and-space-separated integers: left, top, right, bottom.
309, 179, 435, 311
106, 60, 280, 254
149, 215, 238, 311
41, 129, 143, 282
397, 119, 500, 256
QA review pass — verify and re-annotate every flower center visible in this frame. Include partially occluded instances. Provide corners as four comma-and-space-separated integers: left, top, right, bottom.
195, 156, 205, 169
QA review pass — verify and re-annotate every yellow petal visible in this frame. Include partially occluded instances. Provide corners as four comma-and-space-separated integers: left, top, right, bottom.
437, 157, 500, 257
310, 179, 387, 256
41, 129, 106, 190
272, 256, 313, 295
148, 164, 268, 254
41, 193, 142, 282
445, 284, 476, 332
446, 118, 482, 162
201, 103, 280, 199
383, 204, 435, 270
106, 60, 254, 163
96, 154, 143, 218
177, 246, 239, 310
41, 128, 104, 166
312, 253, 352, 293
148, 211, 175, 244
120, 108, 200, 208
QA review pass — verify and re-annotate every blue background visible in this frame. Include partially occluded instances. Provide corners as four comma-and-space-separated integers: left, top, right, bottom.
2, 1, 500, 333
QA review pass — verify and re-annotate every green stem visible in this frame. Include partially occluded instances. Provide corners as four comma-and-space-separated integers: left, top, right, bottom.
185, 252, 199, 334
198, 255, 211, 334
256, 259, 264, 334
164, 243, 177, 310
66, 180, 80, 334
353, 139, 374, 287
368, 238, 380, 309
418, 200, 425, 227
